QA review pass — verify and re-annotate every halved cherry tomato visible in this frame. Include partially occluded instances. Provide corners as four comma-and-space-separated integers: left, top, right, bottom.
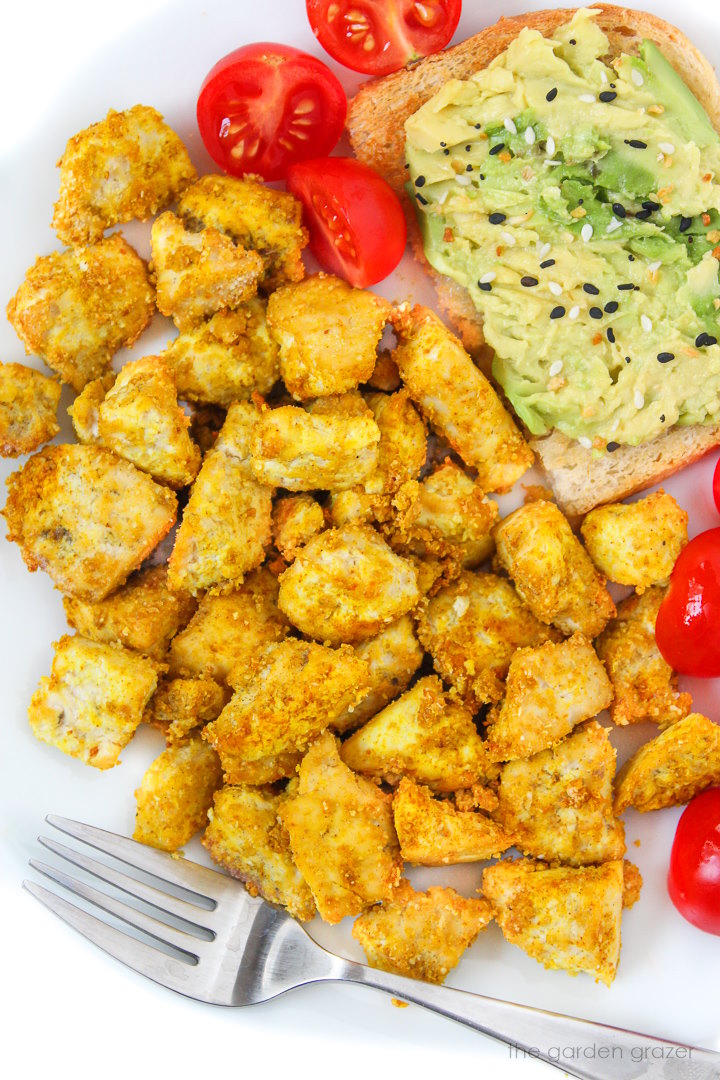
196, 43, 347, 181
287, 157, 407, 287
306, 0, 462, 76
655, 527, 720, 677
713, 455, 720, 514
668, 788, 720, 935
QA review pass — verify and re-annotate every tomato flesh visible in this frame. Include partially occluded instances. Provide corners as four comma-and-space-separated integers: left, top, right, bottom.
197, 43, 346, 181
668, 788, 720, 935
655, 527, 720, 677
306, 0, 462, 76
713, 455, 720, 515
287, 157, 407, 287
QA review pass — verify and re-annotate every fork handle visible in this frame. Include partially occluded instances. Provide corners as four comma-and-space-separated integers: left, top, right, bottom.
334, 961, 720, 1079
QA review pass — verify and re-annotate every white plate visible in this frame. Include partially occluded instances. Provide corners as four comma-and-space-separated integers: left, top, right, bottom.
2, 2, 720, 1077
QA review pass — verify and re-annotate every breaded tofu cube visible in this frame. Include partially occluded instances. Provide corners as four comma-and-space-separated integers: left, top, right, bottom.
391, 305, 532, 493
581, 491, 688, 590
367, 349, 401, 392
0, 362, 60, 458
352, 880, 493, 984
416, 571, 556, 707
328, 488, 376, 527
204, 639, 368, 784
145, 677, 226, 743
332, 615, 424, 734
482, 859, 626, 985
278, 731, 403, 924
6, 234, 155, 392
393, 777, 512, 865
363, 390, 427, 496
178, 174, 307, 291
3, 444, 177, 601
162, 302, 279, 407
28, 635, 159, 768
267, 275, 390, 400
150, 211, 263, 331
614, 713, 720, 814
272, 494, 325, 562
485, 634, 614, 762
90, 355, 200, 487
168, 568, 288, 683
341, 676, 500, 792
134, 736, 222, 851
52, 105, 197, 247
168, 402, 272, 595
494, 500, 616, 637
62, 565, 196, 659
69, 372, 116, 444
278, 525, 420, 645
496, 721, 626, 865
203, 785, 315, 921
250, 397, 381, 492
595, 587, 692, 728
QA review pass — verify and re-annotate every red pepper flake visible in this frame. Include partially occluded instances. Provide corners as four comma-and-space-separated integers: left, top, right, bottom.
713, 246, 720, 261
703, 213, 712, 226
498, 150, 512, 163
496, 245, 504, 256
443, 227, 454, 242
592, 332, 603, 345
703, 173, 713, 182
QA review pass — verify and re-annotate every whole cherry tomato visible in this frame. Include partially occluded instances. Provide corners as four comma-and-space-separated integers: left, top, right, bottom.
668, 787, 720, 935
713, 455, 720, 514
196, 43, 347, 181
306, 0, 462, 76
655, 527, 720, 676
286, 156, 407, 287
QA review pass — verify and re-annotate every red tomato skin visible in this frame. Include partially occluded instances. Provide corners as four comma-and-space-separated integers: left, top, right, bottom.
196, 43, 346, 182
668, 788, 720, 935
655, 527, 720, 677
286, 157, 407, 288
306, 0, 462, 76
713, 456, 720, 515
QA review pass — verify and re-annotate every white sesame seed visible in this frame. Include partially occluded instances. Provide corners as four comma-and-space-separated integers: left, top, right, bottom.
658, 142, 676, 155
539, 242, 551, 259
569, 305, 580, 320
634, 390, 645, 409
546, 136, 556, 156
549, 360, 564, 376
579, 93, 596, 103
438, 190, 448, 205
648, 260, 661, 273
524, 126, 536, 145
641, 314, 652, 332
504, 117, 517, 135
480, 272, 496, 284
599, 69, 608, 84
611, 418, 620, 433
544, 159, 561, 166
500, 231, 516, 245
455, 173, 471, 186
657, 152, 665, 163
631, 68, 644, 86
606, 216, 623, 233
581, 223, 593, 242
548, 281, 563, 296
579, 435, 593, 449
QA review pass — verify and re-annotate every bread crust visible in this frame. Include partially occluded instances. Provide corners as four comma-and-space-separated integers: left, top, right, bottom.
348, 5, 720, 511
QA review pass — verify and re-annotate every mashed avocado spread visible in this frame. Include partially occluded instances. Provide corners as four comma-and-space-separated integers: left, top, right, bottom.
404, 8, 720, 449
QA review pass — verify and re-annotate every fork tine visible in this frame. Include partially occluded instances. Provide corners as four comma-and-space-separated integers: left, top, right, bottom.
38, 835, 215, 932
46, 815, 230, 902
23, 880, 200, 998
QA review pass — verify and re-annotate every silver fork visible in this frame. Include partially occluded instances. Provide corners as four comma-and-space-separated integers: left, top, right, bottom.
25, 816, 720, 1080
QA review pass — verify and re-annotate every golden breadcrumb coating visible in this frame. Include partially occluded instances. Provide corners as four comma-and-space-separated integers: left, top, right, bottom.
393, 777, 512, 865
417, 571, 556, 707
496, 721, 625, 865
266, 274, 390, 400
581, 491, 688, 590
595, 587, 692, 728
341, 676, 500, 792
150, 211, 263, 331
367, 350, 401, 392
145, 677, 227, 743
391, 304, 532, 493
203, 785, 315, 921
134, 736, 222, 851
332, 615, 424, 734
363, 389, 427, 496
250, 397, 381, 492
162, 302, 279, 407
272, 494, 325, 561
204, 639, 369, 784
485, 634, 613, 762
453, 783, 499, 814
28, 635, 159, 769
278, 731, 403, 924
3, 444, 177, 601
6, 234, 155, 392
622, 860, 643, 909
178, 173, 307, 291
168, 402, 272, 595
0, 362, 60, 458
482, 858, 627, 985
52, 105, 197, 246
328, 488, 377, 527
62, 565, 196, 660
614, 713, 720, 814
69, 372, 116, 445
494, 500, 616, 637
278, 525, 420, 645
352, 880, 493, 983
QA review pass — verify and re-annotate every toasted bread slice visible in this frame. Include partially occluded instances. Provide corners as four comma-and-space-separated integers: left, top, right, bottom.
348, 5, 720, 514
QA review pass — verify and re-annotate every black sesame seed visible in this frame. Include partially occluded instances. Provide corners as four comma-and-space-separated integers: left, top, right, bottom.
689, 236, 694, 244
612, 203, 626, 218
618, 283, 635, 291
589, 306, 603, 319
679, 216, 692, 233
488, 212, 506, 224
707, 336, 718, 346
479, 174, 486, 180
583, 283, 600, 295
465, 145, 472, 152
474, 123, 482, 129
443, 149, 450, 155
540, 258, 555, 268
604, 301, 619, 314
569, 38, 576, 44
657, 352, 675, 363
660, 414, 666, 422
404, 162, 410, 169
599, 90, 618, 102
415, 175, 426, 187
478, 281, 492, 291
635, 209, 652, 220
521, 276, 539, 287
416, 193, 428, 205
625, 139, 648, 149
628, 254, 636, 261
489, 143, 505, 155
440, 141, 447, 147
607, 327, 616, 343
695, 332, 709, 347
643, 200, 661, 211
610, 82, 616, 88
634, 285, 640, 290
546, 87, 558, 102
578, 199, 584, 205
607, 441, 620, 452
550, 306, 566, 319
466, 164, 473, 172
625, 356, 632, 363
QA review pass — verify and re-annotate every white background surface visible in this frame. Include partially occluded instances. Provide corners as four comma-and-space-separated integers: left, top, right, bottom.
2, 2, 720, 1079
